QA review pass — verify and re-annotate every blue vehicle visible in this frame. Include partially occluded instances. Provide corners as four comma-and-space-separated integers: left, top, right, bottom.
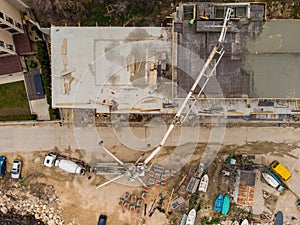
98, 214, 107, 225
0, 156, 7, 176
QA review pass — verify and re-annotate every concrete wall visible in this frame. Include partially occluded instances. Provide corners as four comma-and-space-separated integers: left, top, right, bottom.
0, 29, 14, 46
0, 0, 23, 25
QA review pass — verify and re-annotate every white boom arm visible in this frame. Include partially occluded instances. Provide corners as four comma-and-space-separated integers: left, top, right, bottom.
144, 8, 233, 165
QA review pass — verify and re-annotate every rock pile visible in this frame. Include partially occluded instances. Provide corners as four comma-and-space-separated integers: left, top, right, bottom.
0, 182, 73, 225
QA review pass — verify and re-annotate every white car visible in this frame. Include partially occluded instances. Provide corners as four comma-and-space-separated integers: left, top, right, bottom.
11, 160, 22, 179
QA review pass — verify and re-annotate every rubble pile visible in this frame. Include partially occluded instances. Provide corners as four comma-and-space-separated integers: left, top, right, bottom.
0, 181, 72, 225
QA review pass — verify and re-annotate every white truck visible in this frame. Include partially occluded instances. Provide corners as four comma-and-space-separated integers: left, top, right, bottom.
43, 152, 87, 175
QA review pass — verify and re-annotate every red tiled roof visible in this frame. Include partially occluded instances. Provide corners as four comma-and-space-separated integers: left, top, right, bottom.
0, 55, 22, 75
237, 185, 255, 207
13, 26, 31, 54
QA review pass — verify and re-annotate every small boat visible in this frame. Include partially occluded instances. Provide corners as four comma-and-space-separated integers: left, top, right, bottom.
262, 172, 280, 188
197, 163, 205, 177
213, 194, 224, 212
185, 209, 196, 225
232, 221, 239, 225
241, 219, 249, 225
198, 174, 209, 192
275, 211, 283, 225
179, 213, 187, 225
221, 194, 230, 215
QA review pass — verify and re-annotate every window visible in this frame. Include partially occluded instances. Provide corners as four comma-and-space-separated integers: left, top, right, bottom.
0, 24, 9, 29
16, 22, 22, 29
6, 44, 14, 51
5, 16, 13, 24
7, 28, 18, 33
0, 41, 4, 47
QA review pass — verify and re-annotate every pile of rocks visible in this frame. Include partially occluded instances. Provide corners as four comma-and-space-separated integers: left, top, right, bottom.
267, 1, 294, 18
0, 184, 72, 225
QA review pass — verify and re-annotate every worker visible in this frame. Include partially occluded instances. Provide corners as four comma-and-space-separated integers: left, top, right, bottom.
189, 19, 195, 26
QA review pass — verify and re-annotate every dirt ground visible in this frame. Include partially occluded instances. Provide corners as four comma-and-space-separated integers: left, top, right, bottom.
1, 140, 299, 225
1, 150, 170, 225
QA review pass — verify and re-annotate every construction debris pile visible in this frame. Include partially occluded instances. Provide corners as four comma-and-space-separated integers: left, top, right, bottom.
0, 181, 69, 225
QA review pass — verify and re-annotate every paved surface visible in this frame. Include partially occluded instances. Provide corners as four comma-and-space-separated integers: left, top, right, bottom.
0, 123, 300, 152
244, 20, 300, 98
51, 26, 172, 113
0, 72, 23, 84
24, 70, 45, 100
30, 98, 50, 120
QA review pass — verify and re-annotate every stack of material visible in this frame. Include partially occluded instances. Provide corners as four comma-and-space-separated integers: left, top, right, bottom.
118, 187, 149, 214
147, 164, 177, 187
60, 38, 76, 95
170, 197, 185, 209
186, 177, 200, 194
149, 70, 157, 86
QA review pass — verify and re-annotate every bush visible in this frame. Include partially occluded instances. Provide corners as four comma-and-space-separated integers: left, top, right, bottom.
27, 60, 38, 68
36, 41, 58, 120
0, 114, 37, 121
201, 216, 221, 225
31, 26, 43, 38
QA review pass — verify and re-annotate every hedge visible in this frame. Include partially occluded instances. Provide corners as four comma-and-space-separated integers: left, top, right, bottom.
0, 114, 37, 121
36, 41, 58, 120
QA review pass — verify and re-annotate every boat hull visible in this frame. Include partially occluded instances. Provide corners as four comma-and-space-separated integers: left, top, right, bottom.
179, 213, 187, 225
275, 211, 283, 225
185, 209, 196, 225
221, 194, 230, 215
262, 172, 279, 188
214, 194, 223, 212
198, 174, 209, 192
241, 219, 249, 225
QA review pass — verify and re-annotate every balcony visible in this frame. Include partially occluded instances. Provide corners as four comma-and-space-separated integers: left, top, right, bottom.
5, 16, 13, 24
7, 28, 19, 34
0, 23, 9, 29
0, 12, 23, 34
0, 40, 16, 56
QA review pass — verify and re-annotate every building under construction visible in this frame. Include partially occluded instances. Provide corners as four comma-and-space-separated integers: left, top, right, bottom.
51, 2, 300, 120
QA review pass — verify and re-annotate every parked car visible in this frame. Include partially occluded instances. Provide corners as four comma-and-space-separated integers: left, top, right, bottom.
0, 156, 7, 176
11, 160, 22, 179
98, 214, 107, 225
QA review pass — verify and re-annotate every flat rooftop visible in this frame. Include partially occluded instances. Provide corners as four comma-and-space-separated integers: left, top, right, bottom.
243, 20, 300, 99
51, 2, 300, 117
51, 26, 175, 113
173, 2, 300, 99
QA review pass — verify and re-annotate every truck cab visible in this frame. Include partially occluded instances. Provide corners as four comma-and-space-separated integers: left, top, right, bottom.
43, 153, 57, 167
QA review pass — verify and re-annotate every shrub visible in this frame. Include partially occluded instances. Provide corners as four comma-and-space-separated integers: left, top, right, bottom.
27, 60, 37, 68
36, 41, 59, 120
0, 114, 37, 121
